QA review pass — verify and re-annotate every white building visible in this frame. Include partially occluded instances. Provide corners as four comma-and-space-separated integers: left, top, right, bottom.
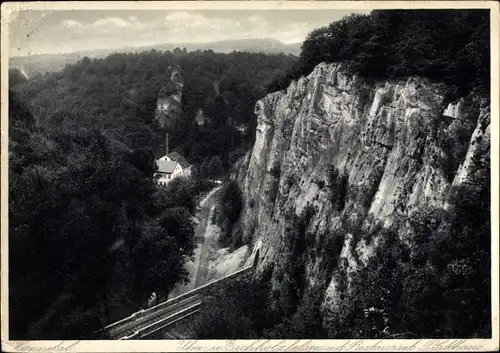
162, 152, 194, 177
155, 158, 183, 186
154, 134, 194, 186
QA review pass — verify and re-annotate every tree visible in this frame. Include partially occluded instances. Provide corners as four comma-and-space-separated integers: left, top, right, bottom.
131, 220, 192, 302
214, 181, 243, 247
161, 178, 197, 214
193, 279, 272, 339
158, 207, 196, 255
9, 68, 28, 87
14, 49, 296, 171
8, 97, 196, 338
201, 155, 224, 178
267, 10, 489, 98
264, 291, 326, 339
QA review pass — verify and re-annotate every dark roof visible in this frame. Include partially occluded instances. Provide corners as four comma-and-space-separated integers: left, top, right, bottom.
167, 152, 191, 169
156, 160, 178, 174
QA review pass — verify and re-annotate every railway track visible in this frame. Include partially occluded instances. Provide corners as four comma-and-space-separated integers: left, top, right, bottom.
107, 294, 202, 339
100, 247, 260, 340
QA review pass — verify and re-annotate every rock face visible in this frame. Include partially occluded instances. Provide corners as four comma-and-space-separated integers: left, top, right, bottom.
195, 108, 207, 126
154, 65, 184, 129
233, 63, 490, 318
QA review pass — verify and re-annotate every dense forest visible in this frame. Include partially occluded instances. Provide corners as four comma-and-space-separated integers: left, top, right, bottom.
8, 49, 295, 339
13, 49, 296, 173
268, 10, 489, 98
8, 89, 213, 338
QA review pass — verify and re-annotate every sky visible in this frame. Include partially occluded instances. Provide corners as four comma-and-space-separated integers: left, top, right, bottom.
8, 9, 371, 57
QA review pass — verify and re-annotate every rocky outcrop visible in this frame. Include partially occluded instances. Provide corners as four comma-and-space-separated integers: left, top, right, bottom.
195, 108, 207, 126
233, 63, 490, 318
154, 65, 183, 129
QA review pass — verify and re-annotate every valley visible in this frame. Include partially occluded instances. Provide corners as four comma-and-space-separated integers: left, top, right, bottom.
6, 7, 494, 343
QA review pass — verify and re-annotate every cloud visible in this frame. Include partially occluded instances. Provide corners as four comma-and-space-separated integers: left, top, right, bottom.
271, 21, 313, 43
247, 15, 263, 23
61, 16, 142, 31
92, 17, 132, 28
58, 12, 310, 44
245, 15, 268, 28
165, 11, 204, 23
164, 11, 240, 30
160, 12, 312, 42
24, 11, 338, 56
164, 12, 207, 28
62, 19, 83, 28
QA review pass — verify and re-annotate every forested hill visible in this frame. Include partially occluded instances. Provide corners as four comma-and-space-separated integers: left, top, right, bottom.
9, 88, 204, 339
12, 50, 296, 174
8, 49, 295, 339
268, 10, 489, 97
9, 38, 300, 78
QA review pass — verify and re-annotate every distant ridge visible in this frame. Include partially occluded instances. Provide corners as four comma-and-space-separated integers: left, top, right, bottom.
10, 38, 300, 76
151, 38, 301, 55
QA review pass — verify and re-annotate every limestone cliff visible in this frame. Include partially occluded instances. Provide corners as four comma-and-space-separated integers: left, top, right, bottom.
154, 65, 184, 129
233, 63, 490, 318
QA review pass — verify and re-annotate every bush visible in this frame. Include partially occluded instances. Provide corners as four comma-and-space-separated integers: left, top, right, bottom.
320, 230, 345, 279
328, 166, 349, 211
264, 291, 326, 339
160, 178, 197, 214
200, 155, 224, 178
189, 177, 218, 197
193, 270, 328, 339
192, 278, 273, 339
269, 166, 281, 178
215, 181, 244, 247
268, 179, 280, 203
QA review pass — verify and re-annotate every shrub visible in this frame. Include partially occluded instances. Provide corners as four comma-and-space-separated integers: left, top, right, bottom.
321, 230, 345, 278
192, 278, 273, 339
286, 175, 295, 188
215, 181, 244, 247
436, 125, 474, 183
199, 155, 224, 178
269, 166, 281, 178
230, 224, 243, 250
268, 179, 280, 204
328, 166, 349, 211
302, 203, 316, 225
264, 291, 327, 339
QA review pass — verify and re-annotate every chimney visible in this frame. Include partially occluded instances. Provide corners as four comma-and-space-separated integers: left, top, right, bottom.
165, 133, 169, 156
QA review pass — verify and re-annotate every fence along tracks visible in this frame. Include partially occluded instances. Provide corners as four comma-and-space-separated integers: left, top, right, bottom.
100, 250, 259, 339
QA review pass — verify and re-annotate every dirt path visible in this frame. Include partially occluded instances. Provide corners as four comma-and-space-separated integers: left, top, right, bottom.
193, 205, 218, 287
168, 186, 222, 298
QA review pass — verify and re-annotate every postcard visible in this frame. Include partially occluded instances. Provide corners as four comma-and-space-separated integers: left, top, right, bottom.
1, 1, 498, 352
